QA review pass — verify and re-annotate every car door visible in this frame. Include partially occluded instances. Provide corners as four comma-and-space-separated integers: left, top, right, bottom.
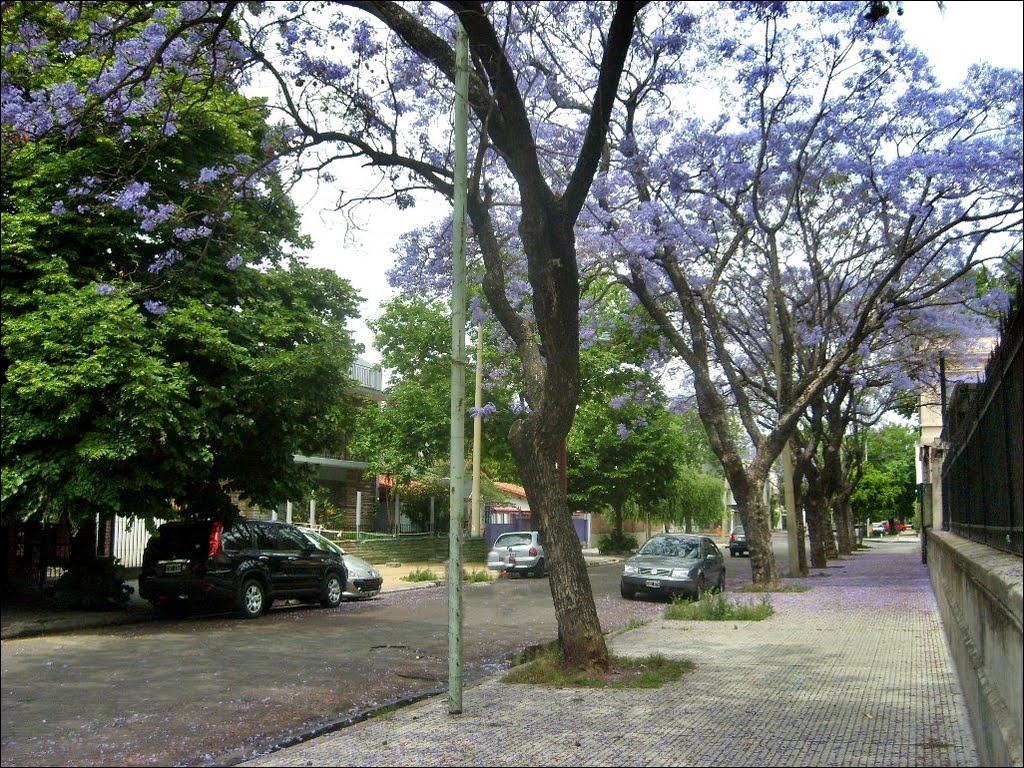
701, 538, 725, 584
273, 524, 322, 595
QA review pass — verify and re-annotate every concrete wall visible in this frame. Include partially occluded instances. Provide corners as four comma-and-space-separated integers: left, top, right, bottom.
928, 530, 1023, 767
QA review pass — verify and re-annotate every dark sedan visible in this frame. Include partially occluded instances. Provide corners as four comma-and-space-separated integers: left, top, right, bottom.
620, 533, 726, 601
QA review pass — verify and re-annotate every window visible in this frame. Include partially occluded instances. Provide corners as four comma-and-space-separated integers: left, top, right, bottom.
276, 525, 311, 552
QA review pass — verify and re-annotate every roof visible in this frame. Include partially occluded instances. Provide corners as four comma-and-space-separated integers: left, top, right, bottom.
493, 481, 527, 499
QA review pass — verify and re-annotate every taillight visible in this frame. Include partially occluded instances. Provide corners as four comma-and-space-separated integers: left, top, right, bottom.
208, 520, 223, 559
729, 533, 736, 543
529, 546, 538, 556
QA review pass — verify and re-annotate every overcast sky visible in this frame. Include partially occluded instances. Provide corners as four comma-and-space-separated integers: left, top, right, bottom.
294, 1, 1024, 367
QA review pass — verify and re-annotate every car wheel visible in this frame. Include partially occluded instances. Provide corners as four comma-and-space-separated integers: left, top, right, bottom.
716, 570, 726, 592
730, 550, 736, 558
321, 571, 344, 608
237, 577, 266, 619
532, 559, 546, 578
620, 583, 636, 599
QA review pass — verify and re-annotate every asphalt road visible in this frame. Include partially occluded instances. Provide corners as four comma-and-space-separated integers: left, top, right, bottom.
3, 559, 745, 767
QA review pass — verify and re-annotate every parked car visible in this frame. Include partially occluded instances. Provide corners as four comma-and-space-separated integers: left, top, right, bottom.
139, 517, 348, 619
486, 531, 546, 577
298, 527, 383, 600
620, 534, 726, 601
728, 525, 749, 557
870, 521, 888, 536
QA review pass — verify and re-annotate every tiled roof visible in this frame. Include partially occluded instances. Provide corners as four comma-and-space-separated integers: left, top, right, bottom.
493, 481, 527, 499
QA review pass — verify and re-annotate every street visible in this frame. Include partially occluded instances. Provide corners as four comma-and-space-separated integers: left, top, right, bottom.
2, 558, 757, 767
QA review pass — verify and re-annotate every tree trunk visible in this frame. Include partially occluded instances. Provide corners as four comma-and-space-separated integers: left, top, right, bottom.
801, 464, 830, 569
730, 473, 778, 585
510, 422, 608, 673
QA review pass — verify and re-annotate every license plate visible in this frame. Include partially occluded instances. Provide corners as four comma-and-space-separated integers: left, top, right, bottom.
163, 563, 184, 574
644, 579, 661, 588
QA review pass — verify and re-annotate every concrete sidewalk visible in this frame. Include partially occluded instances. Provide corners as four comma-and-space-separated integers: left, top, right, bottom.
240, 539, 978, 767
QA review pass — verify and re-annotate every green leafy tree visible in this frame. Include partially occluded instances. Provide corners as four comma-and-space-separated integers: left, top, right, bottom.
849, 424, 918, 525
1, 3, 362, 529
568, 287, 723, 539
352, 296, 521, 521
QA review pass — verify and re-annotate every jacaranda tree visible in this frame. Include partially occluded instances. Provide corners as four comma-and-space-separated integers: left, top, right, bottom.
4, 1, 1019, 668
577, 2, 1022, 583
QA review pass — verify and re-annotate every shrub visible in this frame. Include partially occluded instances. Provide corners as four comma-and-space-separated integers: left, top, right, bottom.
598, 530, 638, 555
403, 568, 439, 583
664, 591, 774, 621
52, 557, 134, 610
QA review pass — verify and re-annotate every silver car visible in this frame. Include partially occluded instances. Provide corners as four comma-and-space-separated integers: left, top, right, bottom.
620, 533, 726, 600
487, 530, 547, 578
299, 528, 383, 599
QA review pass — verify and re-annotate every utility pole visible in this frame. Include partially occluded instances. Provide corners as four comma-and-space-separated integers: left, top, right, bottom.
767, 268, 803, 578
447, 17, 469, 716
471, 325, 483, 538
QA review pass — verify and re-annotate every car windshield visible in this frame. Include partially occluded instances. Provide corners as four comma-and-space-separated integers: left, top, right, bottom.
639, 537, 699, 559
494, 533, 532, 547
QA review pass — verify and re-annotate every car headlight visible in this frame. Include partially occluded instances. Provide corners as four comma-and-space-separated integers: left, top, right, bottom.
670, 568, 694, 580
623, 564, 639, 575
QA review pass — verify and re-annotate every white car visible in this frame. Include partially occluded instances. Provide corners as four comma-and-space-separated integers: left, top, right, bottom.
487, 530, 547, 578
299, 528, 383, 599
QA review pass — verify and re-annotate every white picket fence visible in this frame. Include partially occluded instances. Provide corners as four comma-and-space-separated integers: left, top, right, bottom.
111, 516, 164, 569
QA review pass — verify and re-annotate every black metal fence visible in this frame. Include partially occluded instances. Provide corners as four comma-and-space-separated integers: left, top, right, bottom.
942, 293, 1023, 556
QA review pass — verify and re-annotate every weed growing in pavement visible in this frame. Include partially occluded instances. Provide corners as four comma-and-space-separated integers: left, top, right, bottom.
664, 590, 774, 621
403, 568, 440, 583
606, 616, 652, 640
739, 582, 811, 593
502, 642, 693, 688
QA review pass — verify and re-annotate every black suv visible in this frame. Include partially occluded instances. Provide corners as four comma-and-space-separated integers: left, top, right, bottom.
728, 525, 749, 557
139, 518, 348, 619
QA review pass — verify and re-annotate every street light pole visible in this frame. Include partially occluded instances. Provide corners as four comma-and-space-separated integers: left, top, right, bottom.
447, 17, 469, 716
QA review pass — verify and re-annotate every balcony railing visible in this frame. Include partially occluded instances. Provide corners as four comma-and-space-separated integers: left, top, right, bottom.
350, 360, 383, 391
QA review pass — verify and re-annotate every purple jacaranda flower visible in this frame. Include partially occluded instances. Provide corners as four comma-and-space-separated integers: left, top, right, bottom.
143, 300, 167, 316
469, 402, 498, 422
226, 254, 243, 270
112, 181, 150, 210
510, 399, 532, 416
95, 283, 116, 296
148, 248, 183, 274
140, 203, 175, 231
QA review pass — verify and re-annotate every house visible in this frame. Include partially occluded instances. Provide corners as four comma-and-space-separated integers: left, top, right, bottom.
916, 338, 996, 533
484, 481, 592, 547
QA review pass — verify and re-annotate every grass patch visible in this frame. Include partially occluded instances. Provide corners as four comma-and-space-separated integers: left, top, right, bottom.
462, 568, 492, 583
664, 590, 774, 621
402, 568, 439, 583
738, 582, 811, 593
502, 642, 693, 688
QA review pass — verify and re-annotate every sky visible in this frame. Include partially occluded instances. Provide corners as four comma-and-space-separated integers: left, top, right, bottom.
294, 1, 1024, 367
